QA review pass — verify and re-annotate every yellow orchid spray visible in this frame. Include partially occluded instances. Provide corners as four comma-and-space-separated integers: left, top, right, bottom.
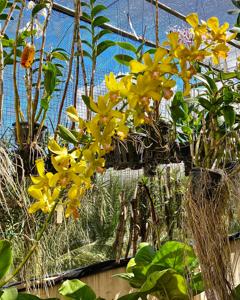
28, 13, 235, 218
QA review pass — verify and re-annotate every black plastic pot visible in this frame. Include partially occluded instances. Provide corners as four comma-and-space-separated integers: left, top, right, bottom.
12, 122, 48, 145
190, 167, 224, 202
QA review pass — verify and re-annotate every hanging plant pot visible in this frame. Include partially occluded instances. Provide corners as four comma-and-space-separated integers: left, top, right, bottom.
12, 122, 48, 146
12, 122, 48, 176
105, 135, 143, 170
187, 167, 234, 300
105, 120, 173, 171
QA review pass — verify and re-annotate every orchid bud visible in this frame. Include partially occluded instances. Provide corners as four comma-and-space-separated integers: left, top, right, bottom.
21, 43, 35, 68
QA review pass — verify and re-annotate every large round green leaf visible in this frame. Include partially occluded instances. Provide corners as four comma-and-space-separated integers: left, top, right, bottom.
140, 269, 189, 300
59, 279, 96, 300
0, 288, 18, 300
0, 240, 12, 281
149, 241, 196, 275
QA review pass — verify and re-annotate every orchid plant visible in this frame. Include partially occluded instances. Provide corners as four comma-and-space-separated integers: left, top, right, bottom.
0, 10, 236, 292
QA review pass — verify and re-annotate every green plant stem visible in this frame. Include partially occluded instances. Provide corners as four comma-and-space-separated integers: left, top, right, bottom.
0, 200, 59, 288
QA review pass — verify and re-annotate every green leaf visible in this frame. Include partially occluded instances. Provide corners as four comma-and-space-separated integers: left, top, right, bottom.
82, 95, 96, 112
82, 50, 92, 60
232, 0, 240, 9
171, 91, 189, 122
80, 25, 92, 34
92, 16, 109, 27
134, 243, 155, 266
114, 54, 134, 66
232, 284, 240, 300
58, 125, 79, 145
116, 42, 137, 53
198, 97, 212, 111
0, 240, 12, 280
43, 62, 57, 96
91, 4, 106, 17
81, 2, 90, 8
94, 29, 111, 43
40, 96, 50, 110
190, 273, 205, 296
149, 241, 196, 275
223, 105, 236, 127
82, 39, 92, 49
0, 288, 18, 300
228, 9, 240, 14
194, 73, 218, 95
96, 40, 115, 56
0, 14, 13, 20
32, 3, 47, 18
59, 279, 96, 300
140, 269, 188, 300
82, 11, 91, 21
0, 0, 7, 14
51, 51, 69, 61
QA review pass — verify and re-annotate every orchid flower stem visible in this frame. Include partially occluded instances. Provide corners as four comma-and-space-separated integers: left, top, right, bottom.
0, 200, 59, 289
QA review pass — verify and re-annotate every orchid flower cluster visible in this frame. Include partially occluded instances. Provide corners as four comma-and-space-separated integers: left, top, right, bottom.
28, 13, 235, 218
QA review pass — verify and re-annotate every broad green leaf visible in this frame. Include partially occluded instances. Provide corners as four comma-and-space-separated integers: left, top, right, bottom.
82, 95, 96, 112
32, 3, 47, 18
0, 240, 12, 280
116, 42, 137, 53
81, 2, 90, 8
171, 91, 189, 122
190, 273, 205, 296
223, 105, 236, 127
82, 50, 92, 60
0, 288, 18, 300
0, 14, 13, 20
82, 39, 92, 49
94, 29, 111, 42
114, 54, 134, 66
140, 269, 188, 300
59, 279, 96, 300
92, 16, 109, 27
91, 4, 106, 17
43, 62, 57, 95
82, 11, 91, 21
149, 241, 196, 275
232, 283, 240, 299
51, 51, 69, 61
194, 73, 218, 95
134, 243, 155, 266
232, 0, 240, 9
198, 97, 212, 111
96, 40, 115, 56
0, 0, 7, 14
80, 25, 92, 34
58, 125, 79, 145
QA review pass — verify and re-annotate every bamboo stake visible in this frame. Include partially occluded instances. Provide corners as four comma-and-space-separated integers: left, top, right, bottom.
32, 1, 53, 125
113, 191, 128, 262
55, 0, 78, 137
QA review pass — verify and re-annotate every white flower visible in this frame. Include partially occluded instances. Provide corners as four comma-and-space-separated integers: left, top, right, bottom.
40, 8, 47, 19
34, 19, 44, 39
19, 21, 31, 33
27, 1, 36, 10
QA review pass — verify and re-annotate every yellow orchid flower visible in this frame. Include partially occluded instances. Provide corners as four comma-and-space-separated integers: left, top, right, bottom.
105, 72, 132, 99
28, 186, 61, 214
